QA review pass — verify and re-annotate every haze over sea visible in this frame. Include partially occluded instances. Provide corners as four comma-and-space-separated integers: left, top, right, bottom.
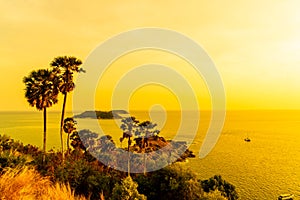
0, 110, 299, 199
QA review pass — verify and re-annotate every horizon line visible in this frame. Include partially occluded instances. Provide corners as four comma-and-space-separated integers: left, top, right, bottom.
2, 109, 300, 112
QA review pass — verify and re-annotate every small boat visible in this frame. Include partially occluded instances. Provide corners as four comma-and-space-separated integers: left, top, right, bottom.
244, 138, 251, 142
278, 194, 294, 200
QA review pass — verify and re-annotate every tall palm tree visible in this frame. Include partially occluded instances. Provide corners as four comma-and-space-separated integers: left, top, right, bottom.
50, 56, 83, 158
23, 69, 59, 160
63, 117, 77, 155
120, 117, 139, 176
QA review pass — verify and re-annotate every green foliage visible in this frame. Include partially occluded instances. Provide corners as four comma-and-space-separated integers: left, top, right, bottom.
182, 178, 204, 200
64, 117, 77, 153
0, 135, 38, 172
0, 135, 40, 156
0, 134, 239, 200
111, 176, 147, 200
201, 190, 228, 200
54, 159, 110, 199
30, 147, 122, 200
201, 175, 238, 200
0, 151, 28, 172
70, 131, 86, 151
134, 163, 202, 200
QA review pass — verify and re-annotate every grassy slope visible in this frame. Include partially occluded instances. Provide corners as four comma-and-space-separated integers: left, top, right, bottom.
0, 167, 86, 200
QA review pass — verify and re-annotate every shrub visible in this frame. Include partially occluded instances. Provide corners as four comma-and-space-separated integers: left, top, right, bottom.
32, 149, 121, 200
0, 134, 239, 200
201, 190, 228, 200
201, 175, 238, 200
111, 176, 147, 200
0, 150, 29, 172
134, 163, 202, 200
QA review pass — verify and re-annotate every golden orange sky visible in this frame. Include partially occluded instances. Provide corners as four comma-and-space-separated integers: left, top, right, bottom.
1, 0, 300, 111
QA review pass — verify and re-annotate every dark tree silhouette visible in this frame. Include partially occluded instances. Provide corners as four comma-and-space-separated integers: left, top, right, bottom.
120, 117, 139, 176
23, 69, 59, 160
201, 175, 239, 200
63, 117, 77, 155
50, 56, 83, 158
135, 121, 160, 175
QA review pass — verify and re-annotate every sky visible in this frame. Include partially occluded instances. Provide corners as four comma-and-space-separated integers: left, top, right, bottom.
1, 0, 300, 111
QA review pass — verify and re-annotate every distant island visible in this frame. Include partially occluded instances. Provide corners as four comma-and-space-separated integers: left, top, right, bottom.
74, 110, 128, 119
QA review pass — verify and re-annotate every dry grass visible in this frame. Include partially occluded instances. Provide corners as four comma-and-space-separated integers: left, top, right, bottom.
0, 167, 86, 200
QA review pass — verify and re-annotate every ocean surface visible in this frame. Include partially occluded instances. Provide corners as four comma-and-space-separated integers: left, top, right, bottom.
0, 110, 299, 199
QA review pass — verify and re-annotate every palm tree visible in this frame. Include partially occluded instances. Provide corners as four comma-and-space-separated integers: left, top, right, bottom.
63, 117, 77, 155
50, 56, 83, 158
23, 69, 59, 161
120, 117, 139, 176
136, 121, 159, 175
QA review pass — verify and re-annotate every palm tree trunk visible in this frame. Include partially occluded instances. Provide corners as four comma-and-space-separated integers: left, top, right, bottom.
43, 107, 47, 162
127, 137, 131, 177
60, 93, 67, 159
143, 152, 146, 175
67, 133, 70, 155
142, 136, 146, 175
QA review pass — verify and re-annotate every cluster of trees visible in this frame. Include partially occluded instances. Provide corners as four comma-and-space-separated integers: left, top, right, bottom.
18, 55, 239, 199
120, 117, 159, 175
72, 117, 195, 176
119, 117, 195, 174
22, 55, 194, 169
23, 56, 84, 160
0, 134, 238, 200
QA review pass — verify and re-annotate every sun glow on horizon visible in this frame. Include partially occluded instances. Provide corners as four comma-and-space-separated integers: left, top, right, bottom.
1, 0, 300, 111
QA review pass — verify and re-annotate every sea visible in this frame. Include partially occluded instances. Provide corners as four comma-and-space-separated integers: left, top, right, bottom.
0, 110, 299, 199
